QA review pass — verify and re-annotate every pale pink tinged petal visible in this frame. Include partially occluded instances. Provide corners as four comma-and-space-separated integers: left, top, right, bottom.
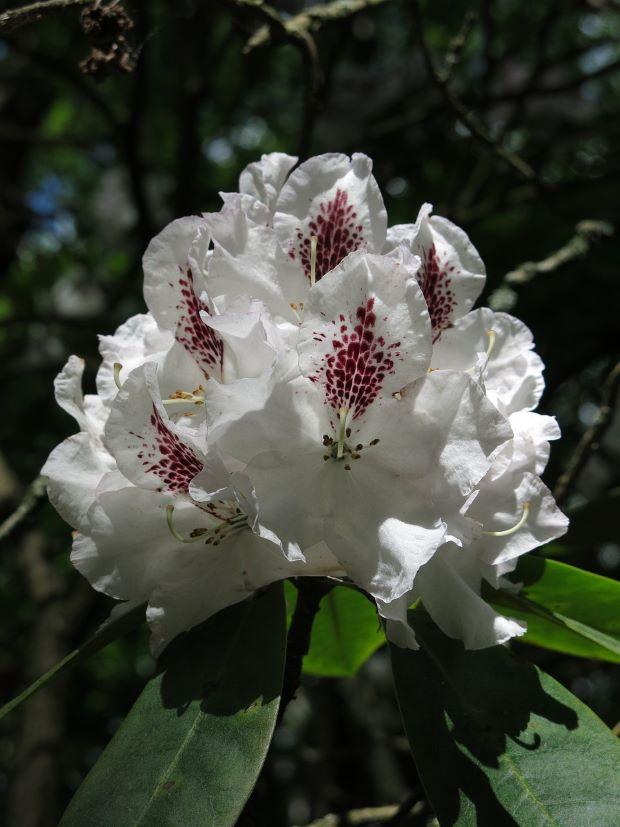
72, 488, 209, 601
325, 460, 447, 601
201, 299, 277, 382
105, 364, 204, 494
298, 251, 432, 427
42, 432, 115, 530
96, 313, 173, 402
414, 545, 526, 649
365, 371, 513, 500
54, 355, 87, 430
146, 527, 308, 656
238, 152, 298, 214
274, 153, 387, 282
219, 191, 272, 226
205, 199, 307, 322
390, 205, 485, 340
143, 217, 223, 378
468, 471, 569, 566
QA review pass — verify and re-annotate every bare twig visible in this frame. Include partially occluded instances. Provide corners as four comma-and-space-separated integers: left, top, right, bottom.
0, 476, 46, 543
411, 0, 537, 185
278, 578, 333, 722
441, 9, 478, 83
245, 0, 394, 51
0, 0, 90, 30
554, 361, 620, 507
225, 0, 323, 159
294, 798, 425, 827
489, 219, 614, 310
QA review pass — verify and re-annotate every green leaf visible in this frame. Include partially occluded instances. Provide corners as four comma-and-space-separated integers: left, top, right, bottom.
60, 584, 286, 827
390, 608, 620, 826
487, 557, 620, 663
0, 601, 145, 721
285, 582, 385, 677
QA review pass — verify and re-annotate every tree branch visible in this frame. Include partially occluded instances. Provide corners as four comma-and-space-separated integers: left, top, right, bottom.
0, 476, 46, 544
244, 0, 395, 51
411, 0, 538, 185
489, 219, 613, 310
0, 0, 91, 30
293, 796, 424, 827
554, 361, 620, 507
278, 578, 333, 722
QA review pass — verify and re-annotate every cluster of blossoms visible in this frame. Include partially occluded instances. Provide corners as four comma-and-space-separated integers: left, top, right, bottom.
43, 153, 568, 655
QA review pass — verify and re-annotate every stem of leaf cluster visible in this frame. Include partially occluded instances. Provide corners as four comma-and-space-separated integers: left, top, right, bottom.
278, 578, 334, 722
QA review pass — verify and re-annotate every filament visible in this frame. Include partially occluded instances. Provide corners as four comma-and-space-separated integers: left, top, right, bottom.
336, 407, 348, 459
166, 504, 204, 544
482, 502, 530, 537
310, 235, 318, 287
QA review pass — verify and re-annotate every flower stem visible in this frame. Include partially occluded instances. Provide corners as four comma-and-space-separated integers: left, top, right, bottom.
278, 578, 334, 722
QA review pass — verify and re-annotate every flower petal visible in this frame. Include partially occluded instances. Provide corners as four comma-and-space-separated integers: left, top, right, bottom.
143, 217, 223, 378
387, 204, 485, 340
298, 251, 431, 425
274, 153, 387, 282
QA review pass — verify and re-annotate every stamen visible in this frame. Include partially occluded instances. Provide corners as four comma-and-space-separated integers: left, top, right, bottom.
162, 389, 205, 408
166, 504, 204, 544
482, 501, 530, 537
113, 362, 123, 390
336, 407, 348, 459
310, 235, 318, 287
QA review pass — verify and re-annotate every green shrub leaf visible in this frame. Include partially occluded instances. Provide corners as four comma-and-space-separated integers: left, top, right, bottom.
60, 584, 286, 827
390, 607, 620, 826
487, 557, 620, 663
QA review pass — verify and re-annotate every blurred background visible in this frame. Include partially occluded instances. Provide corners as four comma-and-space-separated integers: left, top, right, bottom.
0, 0, 619, 824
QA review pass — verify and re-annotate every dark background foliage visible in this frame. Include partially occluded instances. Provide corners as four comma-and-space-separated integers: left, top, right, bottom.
0, 1, 618, 825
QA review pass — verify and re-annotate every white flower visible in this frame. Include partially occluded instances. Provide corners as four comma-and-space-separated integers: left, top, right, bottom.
41, 151, 568, 656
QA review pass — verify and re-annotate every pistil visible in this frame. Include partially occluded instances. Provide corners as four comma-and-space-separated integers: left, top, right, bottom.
482, 501, 530, 537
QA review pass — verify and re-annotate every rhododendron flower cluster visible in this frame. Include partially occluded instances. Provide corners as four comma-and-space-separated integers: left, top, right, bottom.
43, 153, 568, 655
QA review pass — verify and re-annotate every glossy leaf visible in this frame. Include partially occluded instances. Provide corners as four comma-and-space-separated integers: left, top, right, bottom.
60, 584, 286, 827
391, 608, 620, 826
285, 582, 385, 677
487, 556, 620, 663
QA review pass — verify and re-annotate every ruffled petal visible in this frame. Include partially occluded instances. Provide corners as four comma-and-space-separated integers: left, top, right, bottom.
274, 153, 387, 282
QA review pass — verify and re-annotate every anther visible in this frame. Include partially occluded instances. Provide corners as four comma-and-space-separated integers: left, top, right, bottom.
355, 444, 363, 451
113, 362, 123, 390
482, 502, 531, 537
369, 438, 380, 446
344, 464, 352, 471
310, 235, 318, 287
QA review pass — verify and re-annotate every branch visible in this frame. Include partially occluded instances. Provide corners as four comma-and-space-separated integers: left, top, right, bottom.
0, 475, 46, 543
293, 797, 424, 827
489, 220, 613, 310
0, 0, 90, 30
278, 578, 333, 721
411, 0, 538, 185
245, 0, 394, 51
554, 361, 620, 507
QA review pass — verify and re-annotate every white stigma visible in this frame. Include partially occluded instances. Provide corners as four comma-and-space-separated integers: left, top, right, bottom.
482, 501, 530, 537
113, 362, 123, 390
485, 329, 497, 360
310, 235, 318, 287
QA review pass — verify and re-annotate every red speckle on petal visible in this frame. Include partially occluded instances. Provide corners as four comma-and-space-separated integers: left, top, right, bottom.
419, 244, 456, 342
292, 189, 365, 281
175, 266, 223, 376
137, 406, 203, 493
310, 296, 402, 420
